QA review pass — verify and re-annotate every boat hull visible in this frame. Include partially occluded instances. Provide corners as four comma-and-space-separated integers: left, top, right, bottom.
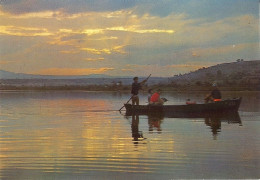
124, 98, 242, 116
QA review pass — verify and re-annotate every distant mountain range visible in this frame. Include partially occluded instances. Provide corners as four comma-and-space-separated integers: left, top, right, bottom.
0, 70, 115, 79
0, 60, 259, 87
0, 70, 168, 86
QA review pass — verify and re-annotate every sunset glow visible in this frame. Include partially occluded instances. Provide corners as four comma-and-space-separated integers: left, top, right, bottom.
0, 0, 258, 76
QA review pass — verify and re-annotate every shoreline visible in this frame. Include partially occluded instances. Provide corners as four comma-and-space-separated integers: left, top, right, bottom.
0, 85, 259, 92
0, 89, 259, 92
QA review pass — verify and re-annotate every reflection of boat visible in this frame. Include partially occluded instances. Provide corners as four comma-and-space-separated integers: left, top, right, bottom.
124, 98, 242, 115
124, 110, 241, 140
125, 112, 241, 139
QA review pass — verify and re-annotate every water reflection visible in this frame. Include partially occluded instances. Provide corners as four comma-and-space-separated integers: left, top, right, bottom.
131, 115, 144, 143
147, 114, 163, 133
0, 91, 259, 179
125, 111, 242, 139
127, 113, 164, 143
204, 112, 242, 139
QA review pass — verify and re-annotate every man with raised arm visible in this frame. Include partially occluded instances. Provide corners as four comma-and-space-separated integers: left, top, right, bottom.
131, 77, 148, 105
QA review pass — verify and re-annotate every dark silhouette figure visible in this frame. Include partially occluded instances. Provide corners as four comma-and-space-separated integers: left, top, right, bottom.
204, 112, 242, 139
131, 114, 143, 144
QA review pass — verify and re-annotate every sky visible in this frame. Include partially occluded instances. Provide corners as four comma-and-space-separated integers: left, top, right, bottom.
0, 0, 259, 77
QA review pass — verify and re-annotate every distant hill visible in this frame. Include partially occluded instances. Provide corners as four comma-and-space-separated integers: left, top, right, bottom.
170, 60, 260, 86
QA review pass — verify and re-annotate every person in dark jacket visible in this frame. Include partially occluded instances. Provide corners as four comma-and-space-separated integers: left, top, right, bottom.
205, 83, 222, 103
131, 77, 148, 105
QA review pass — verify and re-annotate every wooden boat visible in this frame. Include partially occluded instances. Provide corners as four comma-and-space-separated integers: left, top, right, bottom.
124, 97, 242, 115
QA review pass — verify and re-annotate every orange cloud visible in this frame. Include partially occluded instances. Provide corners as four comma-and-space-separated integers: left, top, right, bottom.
85, 58, 105, 61
121, 68, 134, 72
32, 68, 114, 75
81, 46, 126, 55
0, 60, 17, 64
59, 50, 80, 54
0, 25, 53, 36
106, 26, 174, 34
0, 9, 84, 20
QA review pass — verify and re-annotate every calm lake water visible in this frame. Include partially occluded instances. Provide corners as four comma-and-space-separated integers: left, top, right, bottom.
0, 91, 259, 179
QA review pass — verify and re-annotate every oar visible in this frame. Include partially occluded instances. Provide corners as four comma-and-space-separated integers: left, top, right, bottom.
118, 74, 151, 112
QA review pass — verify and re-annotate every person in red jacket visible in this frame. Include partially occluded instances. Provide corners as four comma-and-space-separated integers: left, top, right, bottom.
150, 89, 164, 105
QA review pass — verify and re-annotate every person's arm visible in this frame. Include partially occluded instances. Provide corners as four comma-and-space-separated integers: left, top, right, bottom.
204, 93, 212, 101
140, 79, 148, 85
140, 74, 151, 85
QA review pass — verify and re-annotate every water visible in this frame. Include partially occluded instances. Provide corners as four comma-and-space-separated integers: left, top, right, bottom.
0, 91, 259, 179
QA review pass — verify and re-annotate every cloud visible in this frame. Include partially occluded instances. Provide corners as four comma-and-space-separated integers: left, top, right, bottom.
0, 0, 137, 14
133, 0, 258, 18
121, 68, 134, 72
0, 25, 53, 36
85, 58, 105, 61
59, 50, 80, 54
80, 48, 111, 55
0, 1, 258, 76
80, 45, 126, 55
0, 9, 65, 19
0, 60, 17, 64
190, 43, 259, 59
88, 36, 118, 41
106, 26, 174, 34
1, 0, 257, 20
82, 29, 105, 36
32, 67, 115, 75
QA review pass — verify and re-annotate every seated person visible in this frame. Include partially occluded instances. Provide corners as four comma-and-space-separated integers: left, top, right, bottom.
205, 83, 222, 103
150, 89, 164, 105
186, 99, 196, 104
147, 89, 153, 103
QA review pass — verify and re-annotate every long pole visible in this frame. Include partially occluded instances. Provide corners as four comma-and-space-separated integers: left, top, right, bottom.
118, 74, 151, 112
118, 95, 133, 112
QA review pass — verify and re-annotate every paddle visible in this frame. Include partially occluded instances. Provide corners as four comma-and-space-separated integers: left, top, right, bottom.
118, 74, 151, 112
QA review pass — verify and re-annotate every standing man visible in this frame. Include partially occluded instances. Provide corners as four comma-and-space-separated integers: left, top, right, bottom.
131, 77, 148, 105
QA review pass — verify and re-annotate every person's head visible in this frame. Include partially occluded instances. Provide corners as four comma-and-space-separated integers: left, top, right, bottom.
212, 82, 218, 89
133, 77, 138, 83
148, 89, 153, 94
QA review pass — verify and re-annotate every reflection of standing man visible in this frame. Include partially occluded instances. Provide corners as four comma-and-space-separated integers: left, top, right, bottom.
131, 77, 148, 105
131, 115, 143, 142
